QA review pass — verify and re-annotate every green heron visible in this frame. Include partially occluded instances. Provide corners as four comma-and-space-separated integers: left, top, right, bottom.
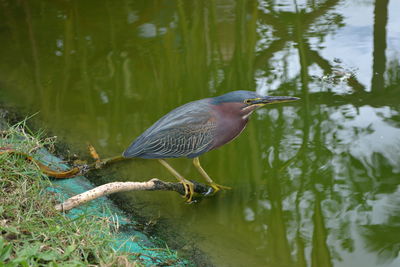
123, 90, 299, 202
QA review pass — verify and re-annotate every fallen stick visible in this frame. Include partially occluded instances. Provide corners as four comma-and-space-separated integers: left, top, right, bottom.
0, 146, 127, 179
55, 178, 213, 211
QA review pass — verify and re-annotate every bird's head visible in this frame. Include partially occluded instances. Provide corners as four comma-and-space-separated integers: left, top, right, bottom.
212, 90, 300, 118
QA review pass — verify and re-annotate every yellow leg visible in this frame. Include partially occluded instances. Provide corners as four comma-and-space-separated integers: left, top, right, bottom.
158, 159, 195, 202
192, 157, 231, 193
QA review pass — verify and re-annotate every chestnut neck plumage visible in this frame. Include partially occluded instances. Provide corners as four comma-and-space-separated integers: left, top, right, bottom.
210, 102, 259, 150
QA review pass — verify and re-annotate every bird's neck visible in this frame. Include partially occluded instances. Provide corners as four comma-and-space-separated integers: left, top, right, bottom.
240, 104, 260, 120
211, 102, 250, 150
215, 102, 251, 120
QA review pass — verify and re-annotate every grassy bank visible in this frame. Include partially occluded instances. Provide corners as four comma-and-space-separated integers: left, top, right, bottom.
0, 122, 140, 266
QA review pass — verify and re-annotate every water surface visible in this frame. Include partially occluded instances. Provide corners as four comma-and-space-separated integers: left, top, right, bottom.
1, 1, 400, 266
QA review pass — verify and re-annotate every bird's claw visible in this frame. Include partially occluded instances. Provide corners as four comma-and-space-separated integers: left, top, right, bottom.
208, 182, 231, 194
181, 180, 195, 203
180, 180, 230, 201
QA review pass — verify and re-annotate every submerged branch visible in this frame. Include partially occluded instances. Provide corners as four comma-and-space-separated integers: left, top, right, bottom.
55, 179, 212, 212
0, 147, 126, 178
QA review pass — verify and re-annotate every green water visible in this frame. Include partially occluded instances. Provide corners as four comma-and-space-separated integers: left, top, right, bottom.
1, 0, 400, 266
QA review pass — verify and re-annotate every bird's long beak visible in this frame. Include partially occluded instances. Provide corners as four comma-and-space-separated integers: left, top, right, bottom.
248, 96, 300, 106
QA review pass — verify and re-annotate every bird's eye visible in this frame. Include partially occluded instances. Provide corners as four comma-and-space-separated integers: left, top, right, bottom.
244, 99, 252, 105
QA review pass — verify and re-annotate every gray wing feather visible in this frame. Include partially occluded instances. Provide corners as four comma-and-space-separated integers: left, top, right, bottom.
123, 99, 216, 159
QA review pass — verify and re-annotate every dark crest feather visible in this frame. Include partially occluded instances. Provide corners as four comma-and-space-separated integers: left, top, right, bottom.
211, 90, 262, 104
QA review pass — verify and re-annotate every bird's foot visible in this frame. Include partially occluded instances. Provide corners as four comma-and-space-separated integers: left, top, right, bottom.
180, 180, 195, 203
208, 182, 231, 194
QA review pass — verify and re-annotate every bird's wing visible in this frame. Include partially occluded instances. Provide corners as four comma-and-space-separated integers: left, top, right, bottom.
123, 99, 217, 158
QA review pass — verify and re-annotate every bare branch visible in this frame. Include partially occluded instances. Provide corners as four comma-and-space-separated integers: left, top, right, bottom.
55, 178, 212, 211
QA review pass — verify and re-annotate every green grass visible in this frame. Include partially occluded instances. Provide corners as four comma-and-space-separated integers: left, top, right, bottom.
0, 121, 141, 266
